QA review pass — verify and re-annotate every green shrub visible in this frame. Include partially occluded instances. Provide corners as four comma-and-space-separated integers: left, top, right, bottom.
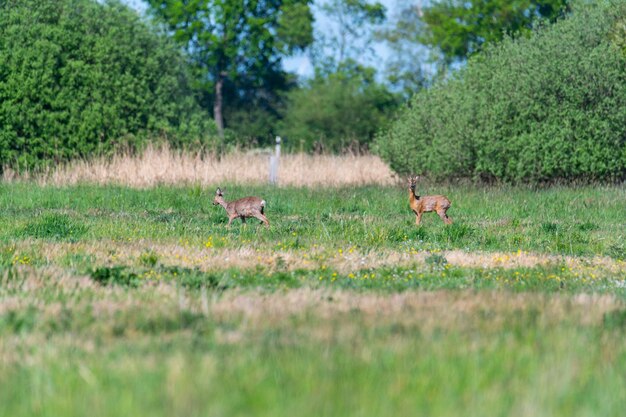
608, 243, 626, 261
375, 1, 626, 184
161, 266, 223, 290
0, 306, 38, 333
0, 0, 217, 171
441, 223, 475, 243
89, 266, 140, 287
139, 251, 159, 268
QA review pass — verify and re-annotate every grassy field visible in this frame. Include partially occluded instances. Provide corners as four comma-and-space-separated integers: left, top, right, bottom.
1, 181, 626, 416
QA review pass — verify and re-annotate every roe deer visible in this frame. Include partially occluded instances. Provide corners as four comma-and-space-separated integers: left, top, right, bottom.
408, 176, 452, 225
213, 188, 270, 227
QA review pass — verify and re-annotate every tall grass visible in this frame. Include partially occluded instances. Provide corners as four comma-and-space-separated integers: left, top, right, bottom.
2, 145, 396, 188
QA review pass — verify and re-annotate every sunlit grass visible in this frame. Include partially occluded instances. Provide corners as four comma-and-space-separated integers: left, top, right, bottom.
0, 183, 624, 257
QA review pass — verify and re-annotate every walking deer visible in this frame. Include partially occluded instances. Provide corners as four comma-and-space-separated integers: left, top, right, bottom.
213, 188, 270, 227
408, 176, 452, 226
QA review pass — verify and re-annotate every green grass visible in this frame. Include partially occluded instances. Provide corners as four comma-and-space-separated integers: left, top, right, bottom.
1, 182, 626, 416
0, 182, 624, 256
2, 322, 626, 417
70, 262, 626, 294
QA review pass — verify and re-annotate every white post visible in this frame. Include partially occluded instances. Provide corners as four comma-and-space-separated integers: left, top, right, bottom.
269, 136, 281, 185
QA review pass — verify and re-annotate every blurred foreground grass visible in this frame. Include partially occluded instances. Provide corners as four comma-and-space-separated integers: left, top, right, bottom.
1, 183, 625, 416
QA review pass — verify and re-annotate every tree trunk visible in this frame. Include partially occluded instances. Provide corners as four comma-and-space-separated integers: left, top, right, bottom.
213, 73, 225, 138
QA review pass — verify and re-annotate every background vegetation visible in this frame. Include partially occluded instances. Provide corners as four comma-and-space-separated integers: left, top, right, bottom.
376, 1, 626, 183
5, 0, 616, 183
0, 0, 217, 171
418, 0, 570, 66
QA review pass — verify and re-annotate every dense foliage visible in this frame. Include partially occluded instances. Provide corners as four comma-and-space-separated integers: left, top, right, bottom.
0, 0, 216, 170
375, 2, 626, 184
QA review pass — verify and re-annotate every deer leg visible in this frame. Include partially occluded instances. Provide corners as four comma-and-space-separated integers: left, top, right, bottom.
227, 214, 237, 227
414, 211, 422, 226
253, 212, 270, 228
438, 209, 452, 225
241, 216, 247, 224
260, 215, 271, 228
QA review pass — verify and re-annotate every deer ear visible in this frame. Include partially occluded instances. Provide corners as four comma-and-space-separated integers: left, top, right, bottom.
216, 187, 222, 195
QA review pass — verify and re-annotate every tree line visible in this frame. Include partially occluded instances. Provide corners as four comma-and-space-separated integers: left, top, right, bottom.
5, 0, 624, 184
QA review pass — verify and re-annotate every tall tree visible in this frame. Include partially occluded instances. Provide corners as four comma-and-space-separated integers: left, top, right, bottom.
420, 0, 570, 65
380, 0, 570, 92
144, 0, 314, 138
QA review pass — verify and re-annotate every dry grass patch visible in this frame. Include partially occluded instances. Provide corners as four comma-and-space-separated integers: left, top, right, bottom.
4, 145, 396, 188
9, 239, 626, 278
210, 288, 623, 330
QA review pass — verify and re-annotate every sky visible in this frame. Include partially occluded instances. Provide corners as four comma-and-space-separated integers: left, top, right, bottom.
121, 0, 398, 78
283, 0, 398, 77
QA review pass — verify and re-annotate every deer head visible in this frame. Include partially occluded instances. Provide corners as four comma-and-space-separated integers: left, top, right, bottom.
213, 187, 225, 206
408, 175, 419, 191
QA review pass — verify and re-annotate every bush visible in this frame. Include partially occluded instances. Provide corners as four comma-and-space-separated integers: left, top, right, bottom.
89, 266, 140, 288
0, 0, 217, 171
375, 1, 626, 184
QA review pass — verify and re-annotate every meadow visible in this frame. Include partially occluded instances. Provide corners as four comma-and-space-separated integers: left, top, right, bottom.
1, 152, 626, 416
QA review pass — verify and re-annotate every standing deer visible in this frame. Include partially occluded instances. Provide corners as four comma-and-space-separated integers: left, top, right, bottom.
213, 188, 270, 227
408, 176, 452, 226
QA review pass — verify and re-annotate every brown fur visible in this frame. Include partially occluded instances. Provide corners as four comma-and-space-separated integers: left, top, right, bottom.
408, 176, 452, 226
213, 188, 270, 227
